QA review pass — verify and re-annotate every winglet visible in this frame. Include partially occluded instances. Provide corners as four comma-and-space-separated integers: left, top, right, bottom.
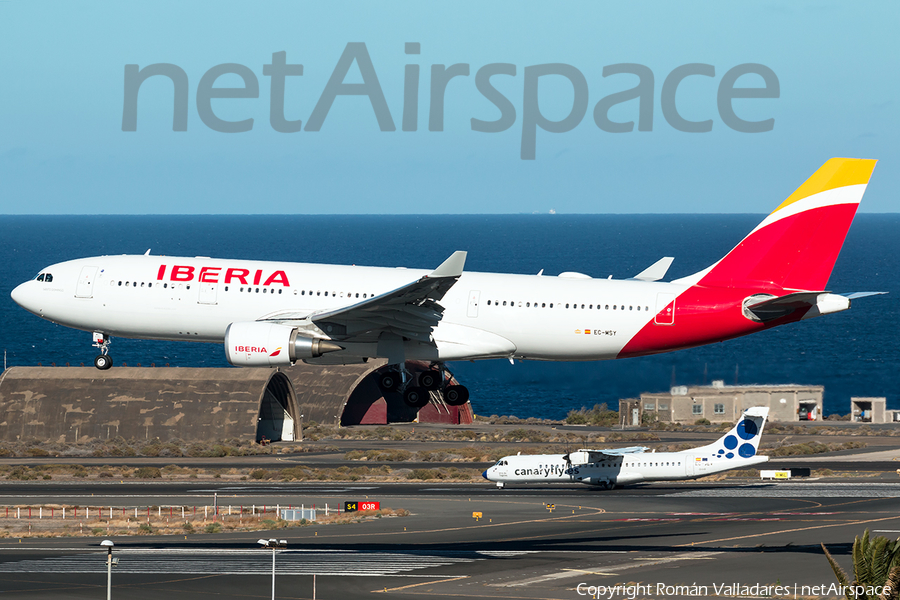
429, 251, 467, 278
633, 257, 674, 282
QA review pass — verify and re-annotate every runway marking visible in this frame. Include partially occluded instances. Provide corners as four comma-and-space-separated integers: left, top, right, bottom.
375, 576, 470, 593
489, 551, 722, 587
675, 514, 900, 547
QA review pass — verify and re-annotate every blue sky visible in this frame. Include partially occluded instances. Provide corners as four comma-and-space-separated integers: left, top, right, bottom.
0, 1, 897, 214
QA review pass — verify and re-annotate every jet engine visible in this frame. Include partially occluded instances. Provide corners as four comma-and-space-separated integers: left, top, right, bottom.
224, 322, 343, 367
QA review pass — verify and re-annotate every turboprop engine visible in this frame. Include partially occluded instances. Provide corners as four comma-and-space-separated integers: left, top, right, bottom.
224, 322, 343, 367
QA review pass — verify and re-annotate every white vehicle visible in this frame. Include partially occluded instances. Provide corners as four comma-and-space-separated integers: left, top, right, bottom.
484, 407, 770, 489
11, 159, 880, 407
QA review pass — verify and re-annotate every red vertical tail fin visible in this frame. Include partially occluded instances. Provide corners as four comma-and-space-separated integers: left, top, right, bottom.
685, 158, 877, 291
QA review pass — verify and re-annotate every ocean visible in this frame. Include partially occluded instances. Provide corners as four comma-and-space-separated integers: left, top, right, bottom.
1, 214, 897, 420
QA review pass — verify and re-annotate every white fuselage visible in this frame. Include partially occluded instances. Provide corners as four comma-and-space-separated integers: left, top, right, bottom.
485, 451, 769, 487
13, 255, 687, 362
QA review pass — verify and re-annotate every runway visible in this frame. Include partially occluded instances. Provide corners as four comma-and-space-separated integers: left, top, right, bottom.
0, 479, 898, 598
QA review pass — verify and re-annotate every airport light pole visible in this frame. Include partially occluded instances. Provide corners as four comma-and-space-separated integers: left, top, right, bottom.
100, 540, 118, 600
258, 538, 287, 600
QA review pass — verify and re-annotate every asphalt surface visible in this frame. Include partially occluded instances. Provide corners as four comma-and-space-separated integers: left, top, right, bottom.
0, 478, 898, 599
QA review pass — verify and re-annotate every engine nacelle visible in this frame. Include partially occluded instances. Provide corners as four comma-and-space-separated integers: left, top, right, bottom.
224, 322, 343, 367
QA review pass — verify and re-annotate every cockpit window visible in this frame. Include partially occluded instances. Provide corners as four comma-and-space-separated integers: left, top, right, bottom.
36, 274, 45, 281
45, 274, 53, 282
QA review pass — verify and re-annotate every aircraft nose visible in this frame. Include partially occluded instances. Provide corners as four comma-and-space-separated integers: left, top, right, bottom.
10, 282, 26, 307
482, 470, 488, 480
10, 282, 38, 314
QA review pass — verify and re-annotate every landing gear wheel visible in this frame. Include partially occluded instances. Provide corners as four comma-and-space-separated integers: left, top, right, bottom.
403, 386, 430, 408
379, 371, 400, 392
419, 370, 441, 391
94, 354, 113, 370
444, 385, 469, 406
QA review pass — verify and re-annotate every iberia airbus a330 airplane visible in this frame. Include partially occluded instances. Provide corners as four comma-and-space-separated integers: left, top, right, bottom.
484, 407, 769, 489
11, 158, 880, 408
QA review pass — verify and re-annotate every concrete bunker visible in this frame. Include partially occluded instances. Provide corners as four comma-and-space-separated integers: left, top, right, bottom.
0, 366, 301, 444
0, 361, 473, 443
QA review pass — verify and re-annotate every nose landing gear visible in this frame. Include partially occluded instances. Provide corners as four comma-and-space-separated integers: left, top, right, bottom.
92, 332, 113, 370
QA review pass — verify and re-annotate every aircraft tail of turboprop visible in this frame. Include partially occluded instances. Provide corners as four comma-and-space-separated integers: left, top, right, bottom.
685, 406, 769, 460
678, 158, 877, 291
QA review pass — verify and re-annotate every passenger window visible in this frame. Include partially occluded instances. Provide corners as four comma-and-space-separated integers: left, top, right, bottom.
581, 304, 585, 309
487, 300, 491, 306
542, 303, 546, 308
148, 283, 152, 288
118, 281, 123, 286
565, 303, 569, 308
126, 282, 130, 287
163, 283, 168, 288
502, 301, 507, 306
278, 289, 282, 294
526, 302, 530, 307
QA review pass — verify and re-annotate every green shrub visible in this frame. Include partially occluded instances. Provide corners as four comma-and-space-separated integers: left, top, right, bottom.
135, 467, 162, 479
204, 523, 223, 534
250, 469, 270, 480
406, 469, 442, 480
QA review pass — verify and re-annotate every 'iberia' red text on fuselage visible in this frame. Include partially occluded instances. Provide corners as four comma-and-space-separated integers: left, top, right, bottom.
156, 265, 290, 287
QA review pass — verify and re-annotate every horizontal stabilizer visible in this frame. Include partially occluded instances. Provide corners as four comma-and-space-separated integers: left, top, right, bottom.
842, 291, 888, 300
744, 291, 853, 322
633, 257, 674, 282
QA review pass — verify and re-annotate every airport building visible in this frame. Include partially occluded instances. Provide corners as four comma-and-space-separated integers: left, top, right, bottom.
618, 381, 824, 425
850, 397, 900, 423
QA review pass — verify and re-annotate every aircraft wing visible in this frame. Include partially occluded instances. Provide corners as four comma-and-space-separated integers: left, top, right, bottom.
297, 251, 467, 344
567, 447, 648, 464
585, 446, 649, 456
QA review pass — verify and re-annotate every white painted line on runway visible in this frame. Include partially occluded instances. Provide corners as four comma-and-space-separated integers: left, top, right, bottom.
488, 551, 723, 587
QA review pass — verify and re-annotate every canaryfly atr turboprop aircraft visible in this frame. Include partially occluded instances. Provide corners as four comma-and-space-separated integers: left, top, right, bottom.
484, 407, 770, 489
11, 158, 881, 408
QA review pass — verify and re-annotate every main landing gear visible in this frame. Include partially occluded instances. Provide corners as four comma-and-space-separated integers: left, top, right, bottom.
378, 363, 469, 408
92, 332, 113, 370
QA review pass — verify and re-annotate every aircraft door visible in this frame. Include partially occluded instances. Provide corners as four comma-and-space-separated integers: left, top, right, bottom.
75, 266, 99, 298
467, 290, 480, 318
654, 293, 676, 325
685, 456, 694, 477
198, 282, 218, 305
